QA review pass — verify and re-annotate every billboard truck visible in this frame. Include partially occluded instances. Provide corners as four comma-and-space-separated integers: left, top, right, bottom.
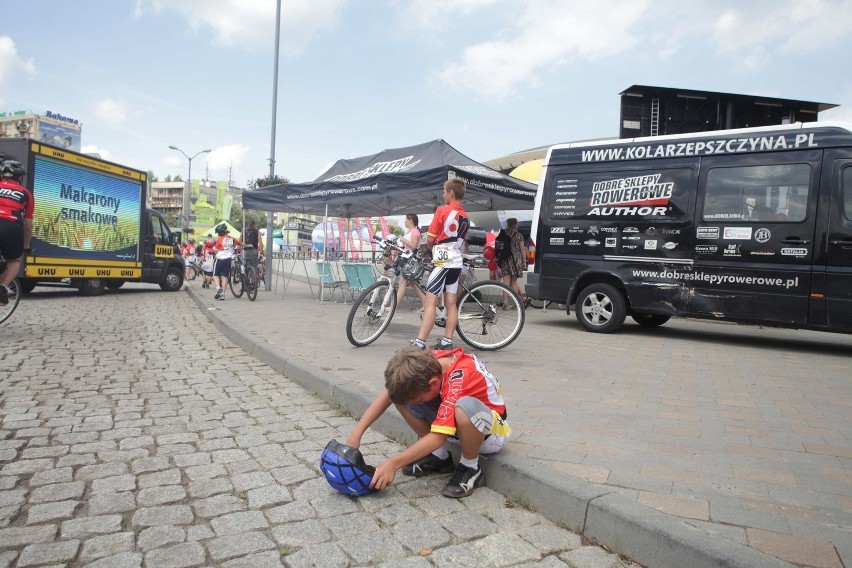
0, 138, 185, 295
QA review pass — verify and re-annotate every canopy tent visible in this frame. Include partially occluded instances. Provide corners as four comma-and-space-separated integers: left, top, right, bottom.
242, 139, 537, 217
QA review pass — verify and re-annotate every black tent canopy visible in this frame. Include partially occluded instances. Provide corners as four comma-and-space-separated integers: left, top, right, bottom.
241, 139, 536, 217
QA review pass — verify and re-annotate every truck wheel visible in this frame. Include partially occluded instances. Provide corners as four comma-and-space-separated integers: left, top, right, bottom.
575, 283, 626, 333
105, 280, 125, 290
159, 267, 184, 291
631, 313, 670, 327
19, 279, 37, 294
79, 278, 106, 296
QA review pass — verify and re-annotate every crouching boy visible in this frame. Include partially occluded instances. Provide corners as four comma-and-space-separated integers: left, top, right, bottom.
346, 346, 511, 498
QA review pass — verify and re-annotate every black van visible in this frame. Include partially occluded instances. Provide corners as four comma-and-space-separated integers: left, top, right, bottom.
526, 122, 852, 334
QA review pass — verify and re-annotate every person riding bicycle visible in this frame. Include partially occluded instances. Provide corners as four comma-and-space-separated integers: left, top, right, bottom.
212, 224, 240, 301
411, 178, 469, 351
0, 160, 33, 306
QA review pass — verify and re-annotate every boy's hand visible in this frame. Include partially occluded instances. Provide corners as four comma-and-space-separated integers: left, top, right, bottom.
344, 434, 361, 449
369, 460, 399, 490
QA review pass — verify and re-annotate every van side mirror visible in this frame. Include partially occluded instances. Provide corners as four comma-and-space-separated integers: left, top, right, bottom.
171, 233, 180, 246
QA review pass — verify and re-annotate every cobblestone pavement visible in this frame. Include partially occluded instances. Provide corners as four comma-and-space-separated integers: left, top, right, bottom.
0, 285, 638, 568
192, 260, 852, 568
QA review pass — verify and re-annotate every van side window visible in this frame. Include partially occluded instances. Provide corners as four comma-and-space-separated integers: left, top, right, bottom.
703, 163, 810, 223
844, 167, 852, 222
150, 215, 170, 243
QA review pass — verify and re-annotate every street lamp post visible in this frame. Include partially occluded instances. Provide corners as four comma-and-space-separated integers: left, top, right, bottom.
168, 145, 211, 231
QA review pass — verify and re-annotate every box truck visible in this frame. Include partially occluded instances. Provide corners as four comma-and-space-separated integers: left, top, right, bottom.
0, 138, 185, 295
527, 122, 852, 334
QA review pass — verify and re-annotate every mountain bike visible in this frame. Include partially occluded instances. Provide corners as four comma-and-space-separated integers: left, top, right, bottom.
0, 253, 22, 325
229, 250, 259, 301
346, 236, 525, 350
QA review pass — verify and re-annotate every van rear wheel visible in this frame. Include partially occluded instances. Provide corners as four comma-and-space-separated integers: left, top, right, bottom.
631, 313, 670, 327
575, 283, 626, 333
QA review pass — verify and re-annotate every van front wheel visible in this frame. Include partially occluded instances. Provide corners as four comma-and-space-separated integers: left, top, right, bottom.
575, 283, 626, 333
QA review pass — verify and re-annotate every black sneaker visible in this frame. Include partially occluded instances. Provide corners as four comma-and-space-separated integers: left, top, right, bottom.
402, 454, 454, 478
0, 285, 7, 306
442, 463, 484, 498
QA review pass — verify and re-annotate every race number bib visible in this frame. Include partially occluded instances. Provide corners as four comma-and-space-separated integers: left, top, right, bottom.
432, 244, 451, 266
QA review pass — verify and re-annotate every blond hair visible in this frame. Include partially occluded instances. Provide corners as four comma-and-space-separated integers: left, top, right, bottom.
384, 347, 442, 404
444, 178, 466, 200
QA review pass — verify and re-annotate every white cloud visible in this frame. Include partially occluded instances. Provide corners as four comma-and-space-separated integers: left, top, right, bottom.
398, 0, 503, 31
0, 36, 35, 85
205, 144, 250, 181
81, 145, 113, 161
437, 0, 648, 98
134, 0, 346, 53
94, 98, 130, 125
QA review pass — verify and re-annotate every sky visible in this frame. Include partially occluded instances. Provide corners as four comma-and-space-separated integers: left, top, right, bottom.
2, 0, 852, 189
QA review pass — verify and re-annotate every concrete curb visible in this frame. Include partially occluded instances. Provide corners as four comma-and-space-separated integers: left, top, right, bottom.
186, 286, 796, 568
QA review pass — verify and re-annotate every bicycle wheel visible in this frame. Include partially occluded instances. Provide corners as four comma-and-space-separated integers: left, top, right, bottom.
346, 280, 397, 347
0, 279, 21, 325
229, 265, 244, 298
245, 267, 258, 302
455, 281, 524, 350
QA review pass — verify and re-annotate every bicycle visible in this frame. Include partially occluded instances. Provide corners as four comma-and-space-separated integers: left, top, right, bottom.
0, 253, 22, 325
346, 236, 525, 350
185, 258, 201, 281
228, 249, 259, 301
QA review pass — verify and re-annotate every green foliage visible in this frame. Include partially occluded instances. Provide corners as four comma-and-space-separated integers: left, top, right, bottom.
248, 174, 290, 190
229, 201, 267, 231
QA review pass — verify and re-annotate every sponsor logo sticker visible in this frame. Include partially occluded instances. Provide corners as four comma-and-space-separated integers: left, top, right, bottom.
781, 247, 808, 256
623, 226, 640, 233
750, 249, 775, 256
662, 228, 682, 235
566, 239, 581, 246
723, 227, 752, 240
662, 241, 677, 250
754, 228, 771, 243
621, 244, 639, 250
601, 227, 618, 233
644, 240, 658, 250
551, 226, 566, 234
605, 237, 617, 248
697, 227, 720, 239
550, 237, 564, 245
723, 244, 742, 257
695, 244, 718, 254
584, 239, 601, 246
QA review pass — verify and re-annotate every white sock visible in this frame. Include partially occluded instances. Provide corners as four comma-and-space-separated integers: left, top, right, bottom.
432, 446, 450, 460
459, 455, 478, 470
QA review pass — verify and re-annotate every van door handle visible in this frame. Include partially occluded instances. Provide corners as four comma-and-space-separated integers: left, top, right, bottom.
830, 240, 852, 247
781, 238, 811, 245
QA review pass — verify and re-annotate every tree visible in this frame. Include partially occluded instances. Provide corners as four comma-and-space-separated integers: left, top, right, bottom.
247, 174, 289, 190
229, 201, 267, 232
147, 170, 159, 182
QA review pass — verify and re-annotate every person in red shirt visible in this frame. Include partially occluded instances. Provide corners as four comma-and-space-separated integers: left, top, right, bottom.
0, 160, 33, 306
212, 224, 240, 300
182, 238, 197, 279
345, 346, 510, 498
200, 237, 216, 289
411, 178, 470, 351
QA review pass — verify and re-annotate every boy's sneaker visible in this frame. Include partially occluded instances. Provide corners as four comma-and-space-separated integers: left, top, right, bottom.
434, 338, 453, 350
409, 338, 426, 351
402, 454, 454, 478
442, 463, 485, 498
0, 285, 7, 306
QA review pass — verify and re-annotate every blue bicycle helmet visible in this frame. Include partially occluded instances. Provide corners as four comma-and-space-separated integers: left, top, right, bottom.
320, 440, 376, 497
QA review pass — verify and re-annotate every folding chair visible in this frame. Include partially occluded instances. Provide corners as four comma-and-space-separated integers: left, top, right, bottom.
341, 263, 364, 302
315, 261, 347, 301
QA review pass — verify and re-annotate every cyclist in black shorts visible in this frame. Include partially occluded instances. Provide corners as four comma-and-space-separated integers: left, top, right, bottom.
0, 160, 33, 305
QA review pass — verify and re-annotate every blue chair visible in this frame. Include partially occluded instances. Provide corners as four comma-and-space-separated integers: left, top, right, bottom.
341, 263, 364, 302
354, 263, 378, 289
316, 262, 347, 301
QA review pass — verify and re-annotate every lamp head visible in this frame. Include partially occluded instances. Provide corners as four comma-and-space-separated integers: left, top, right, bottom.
168, 145, 178, 150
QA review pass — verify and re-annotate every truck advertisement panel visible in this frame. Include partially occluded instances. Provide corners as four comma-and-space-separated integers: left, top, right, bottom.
28, 144, 144, 277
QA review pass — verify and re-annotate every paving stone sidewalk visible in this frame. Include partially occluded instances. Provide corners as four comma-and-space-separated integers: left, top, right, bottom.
0, 285, 638, 567
190, 260, 852, 568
